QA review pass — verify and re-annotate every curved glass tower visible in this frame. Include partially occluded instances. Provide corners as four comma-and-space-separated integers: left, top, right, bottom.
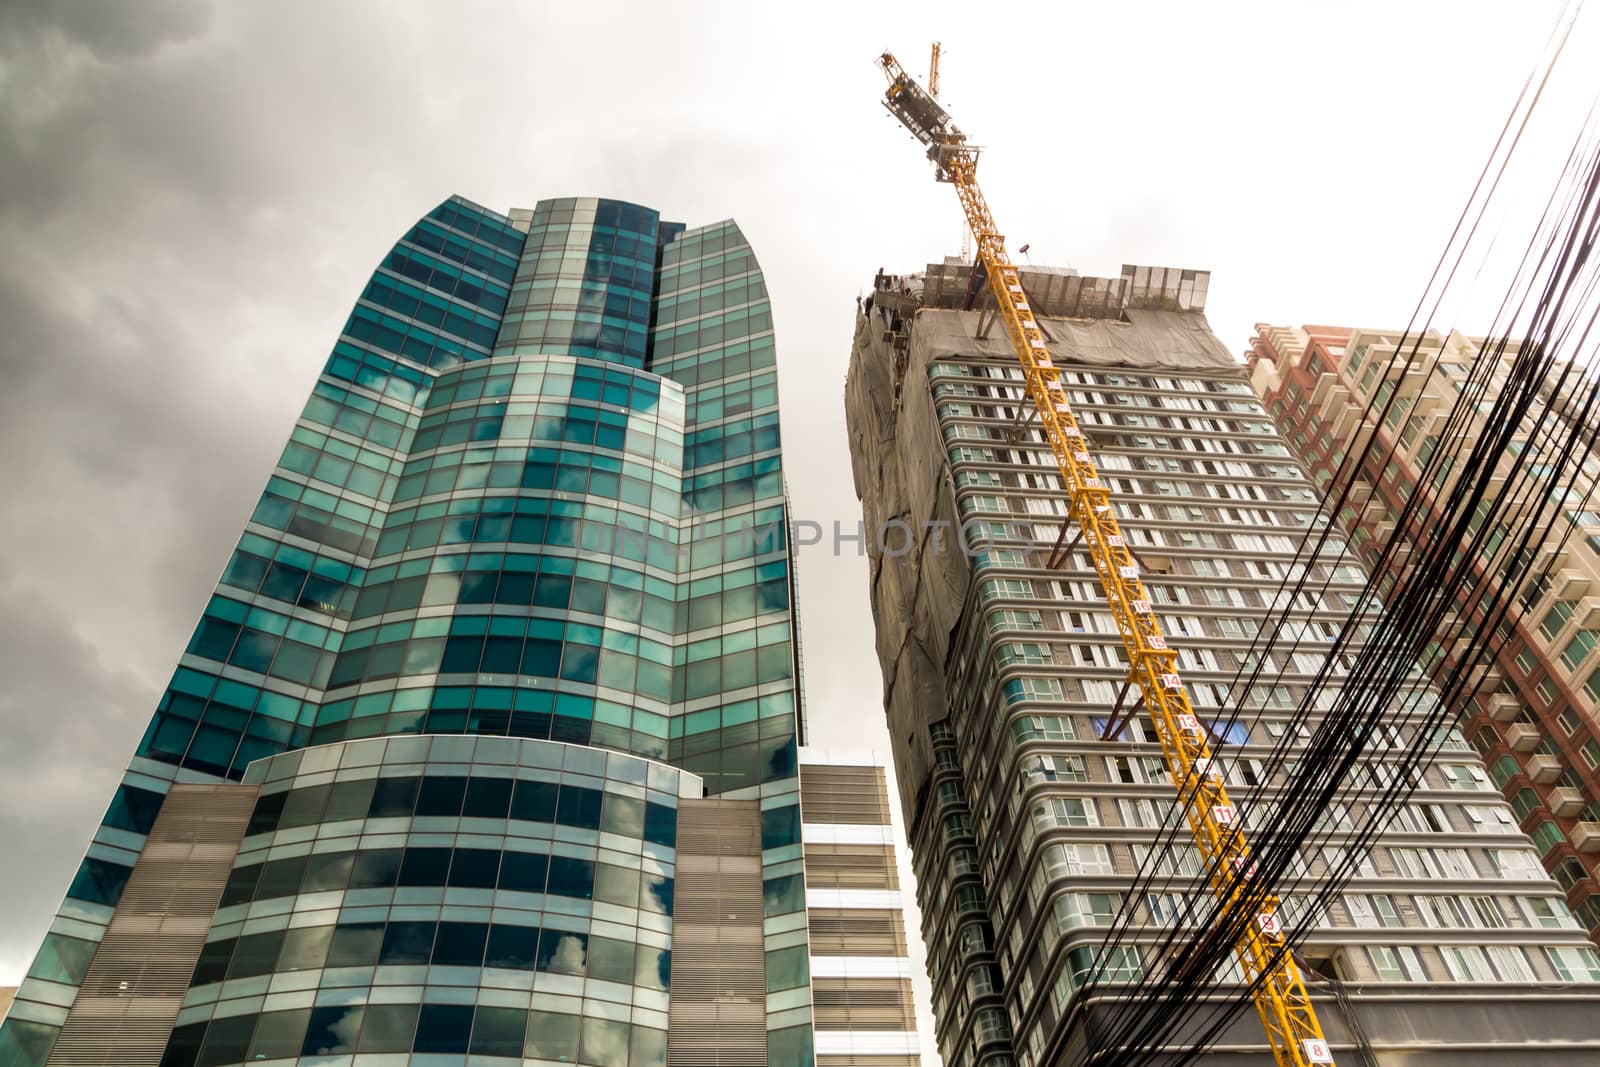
0, 196, 810, 1067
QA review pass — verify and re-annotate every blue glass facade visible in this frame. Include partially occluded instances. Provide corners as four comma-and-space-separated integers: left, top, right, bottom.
169, 736, 691, 1065
0, 196, 806, 1067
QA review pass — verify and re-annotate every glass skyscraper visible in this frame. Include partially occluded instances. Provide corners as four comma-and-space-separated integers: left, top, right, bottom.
0, 196, 811, 1067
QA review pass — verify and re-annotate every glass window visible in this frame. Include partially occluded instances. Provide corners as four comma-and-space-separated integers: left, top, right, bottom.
512, 778, 559, 821
469, 1005, 528, 1057
485, 922, 539, 970
277, 925, 333, 972
24, 933, 97, 986
398, 846, 453, 886
463, 776, 513, 818
431, 922, 488, 967
548, 856, 595, 899
1545, 946, 1600, 982
765, 944, 809, 992
246, 1008, 311, 1061
227, 929, 285, 979
326, 922, 383, 968
603, 794, 646, 838
632, 1025, 668, 1067
323, 778, 376, 822
414, 1003, 473, 1054
538, 928, 588, 974
415, 775, 467, 816
763, 874, 804, 916
349, 848, 402, 888
588, 935, 636, 985
379, 921, 436, 965
355, 1002, 419, 1053
524, 1009, 580, 1061
581, 1016, 631, 1067
498, 850, 549, 893
196, 1013, 256, 1067
557, 784, 603, 828
447, 847, 501, 888
644, 801, 676, 847
368, 775, 419, 817
301, 1005, 364, 1056
635, 945, 671, 991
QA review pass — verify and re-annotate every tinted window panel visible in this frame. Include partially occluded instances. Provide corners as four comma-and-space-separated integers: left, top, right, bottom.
379, 921, 436, 965
302, 1005, 364, 1057
431, 921, 489, 967
511, 779, 557, 821
368, 776, 419, 818
498, 851, 549, 893
463, 777, 512, 818
349, 848, 402, 889
357, 1003, 419, 1053
326, 923, 383, 968
398, 847, 453, 886
485, 923, 539, 969
415, 775, 467, 817
414, 1004, 473, 1054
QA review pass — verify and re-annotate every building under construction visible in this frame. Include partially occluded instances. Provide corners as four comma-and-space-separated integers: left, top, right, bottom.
844, 260, 1600, 1066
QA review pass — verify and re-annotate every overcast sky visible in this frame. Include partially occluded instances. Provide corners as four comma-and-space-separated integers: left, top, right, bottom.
2, 2, 1596, 1060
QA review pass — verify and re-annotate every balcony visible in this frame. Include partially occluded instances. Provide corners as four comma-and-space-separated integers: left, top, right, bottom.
1553, 570, 1591, 600
1505, 723, 1541, 752
1465, 663, 1504, 695
1311, 372, 1339, 410
1548, 787, 1585, 818
1527, 753, 1563, 784
1579, 597, 1600, 630
1331, 401, 1364, 440
1483, 693, 1522, 722
1572, 822, 1600, 853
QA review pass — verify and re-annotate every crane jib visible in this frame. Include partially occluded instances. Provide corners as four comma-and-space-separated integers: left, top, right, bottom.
875, 49, 1337, 1067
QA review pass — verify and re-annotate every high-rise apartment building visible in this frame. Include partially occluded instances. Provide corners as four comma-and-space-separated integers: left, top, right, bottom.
0, 196, 838, 1067
845, 261, 1600, 1067
1248, 324, 1600, 937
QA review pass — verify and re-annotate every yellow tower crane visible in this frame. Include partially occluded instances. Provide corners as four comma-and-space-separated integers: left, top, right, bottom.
875, 51, 1335, 1067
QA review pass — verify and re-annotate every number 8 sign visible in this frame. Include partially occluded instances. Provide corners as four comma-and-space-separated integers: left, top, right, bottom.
1304, 1038, 1333, 1063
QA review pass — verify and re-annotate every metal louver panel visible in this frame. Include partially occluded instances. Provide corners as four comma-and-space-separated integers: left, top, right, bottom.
811, 977, 917, 1031
667, 798, 768, 1067
800, 765, 892, 824
806, 909, 908, 955
801, 843, 899, 890
47, 783, 259, 1066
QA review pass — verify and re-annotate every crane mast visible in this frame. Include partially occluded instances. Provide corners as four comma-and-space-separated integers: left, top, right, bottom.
875, 51, 1335, 1067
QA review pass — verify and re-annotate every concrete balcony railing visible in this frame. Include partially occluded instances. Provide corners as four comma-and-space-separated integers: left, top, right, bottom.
1311, 372, 1339, 410
1483, 693, 1522, 723
1548, 787, 1585, 818
1527, 753, 1563, 784
1466, 663, 1504, 694
1553, 570, 1591, 600
1506, 723, 1541, 752
1332, 401, 1364, 440
1572, 822, 1600, 853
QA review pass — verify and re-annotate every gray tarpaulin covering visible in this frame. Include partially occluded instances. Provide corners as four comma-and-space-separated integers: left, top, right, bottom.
909, 306, 1241, 372
845, 302, 1243, 819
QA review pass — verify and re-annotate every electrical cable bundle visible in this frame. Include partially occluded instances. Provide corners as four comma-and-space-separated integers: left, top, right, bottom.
1042, 6, 1600, 1064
